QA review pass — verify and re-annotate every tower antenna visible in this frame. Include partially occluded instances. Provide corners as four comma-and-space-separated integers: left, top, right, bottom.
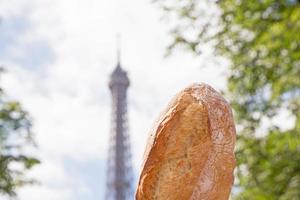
117, 33, 121, 66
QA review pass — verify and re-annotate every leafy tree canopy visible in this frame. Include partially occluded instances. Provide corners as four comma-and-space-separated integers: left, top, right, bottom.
0, 68, 40, 197
156, 0, 300, 199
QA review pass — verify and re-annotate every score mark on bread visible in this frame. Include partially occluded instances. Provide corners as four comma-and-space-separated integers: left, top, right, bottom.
136, 83, 236, 200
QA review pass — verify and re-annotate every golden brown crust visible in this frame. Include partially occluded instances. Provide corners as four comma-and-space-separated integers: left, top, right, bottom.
136, 83, 236, 200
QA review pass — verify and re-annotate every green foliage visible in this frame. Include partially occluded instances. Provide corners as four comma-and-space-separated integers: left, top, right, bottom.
0, 68, 40, 197
157, 0, 300, 199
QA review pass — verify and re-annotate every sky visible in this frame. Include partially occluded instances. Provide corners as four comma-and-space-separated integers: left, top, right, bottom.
0, 0, 229, 199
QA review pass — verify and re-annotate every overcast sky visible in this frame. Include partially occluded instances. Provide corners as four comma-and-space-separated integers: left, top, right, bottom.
0, 0, 229, 199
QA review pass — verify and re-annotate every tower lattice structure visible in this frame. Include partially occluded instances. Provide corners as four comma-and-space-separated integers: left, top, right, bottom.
105, 60, 134, 200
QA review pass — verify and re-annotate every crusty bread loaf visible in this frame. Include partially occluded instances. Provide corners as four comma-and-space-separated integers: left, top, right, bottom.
136, 83, 236, 200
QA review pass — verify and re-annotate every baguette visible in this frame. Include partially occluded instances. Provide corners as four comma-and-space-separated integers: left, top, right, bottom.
136, 83, 236, 200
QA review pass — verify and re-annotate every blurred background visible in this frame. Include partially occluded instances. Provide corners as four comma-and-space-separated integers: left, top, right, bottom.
0, 0, 299, 200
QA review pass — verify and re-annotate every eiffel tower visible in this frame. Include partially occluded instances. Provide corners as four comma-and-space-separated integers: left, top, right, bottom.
105, 46, 134, 200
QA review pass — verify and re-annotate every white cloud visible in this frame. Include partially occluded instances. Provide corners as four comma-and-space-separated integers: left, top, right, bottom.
18, 186, 73, 200
0, 0, 31, 17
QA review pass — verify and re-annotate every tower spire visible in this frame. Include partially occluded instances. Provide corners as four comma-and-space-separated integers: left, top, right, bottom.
117, 33, 121, 67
